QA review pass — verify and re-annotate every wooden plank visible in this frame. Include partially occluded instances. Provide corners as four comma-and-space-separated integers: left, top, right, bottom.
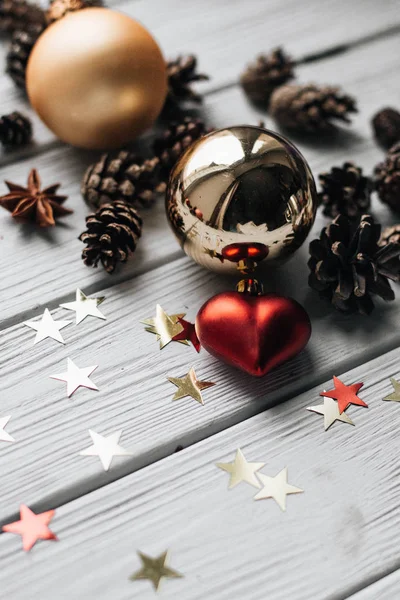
1, 348, 400, 599
1, 34, 399, 324
349, 571, 400, 599
0, 0, 398, 154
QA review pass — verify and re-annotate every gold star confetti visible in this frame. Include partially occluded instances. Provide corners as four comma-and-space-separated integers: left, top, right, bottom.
254, 467, 303, 511
80, 429, 131, 471
23, 308, 71, 345
383, 377, 400, 402
50, 358, 98, 397
130, 551, 182, 591
141, 305, 188, 349
307, 397, 354, 431
216, 448, 264, 489
60, 288, 106, 324
167, 367, 215, 405
0, 416, 15, 443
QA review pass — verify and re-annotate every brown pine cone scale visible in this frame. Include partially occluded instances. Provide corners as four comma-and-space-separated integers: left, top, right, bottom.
374, 142, 400, 211
240, 47, 294, 106
166, 55, 209, 104
46, 0, 103, 23
372, 108, 400, 149
0, 0, 45, 34
6, 22, 45, 90
0, 111, 32, 146
318, 162, 372, 220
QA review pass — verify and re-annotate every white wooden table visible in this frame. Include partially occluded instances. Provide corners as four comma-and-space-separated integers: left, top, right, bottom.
1, 1, 400, 598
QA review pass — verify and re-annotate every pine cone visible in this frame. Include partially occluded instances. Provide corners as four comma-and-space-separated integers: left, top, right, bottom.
270, 84, 357, 132
374, 142, 400, 211
46, 0, 103, 23
153, 117, 210, 185
0, 110, 32, 146
372, 108, 400, 149
240, 47, 294, 106
81, 151, 160, 211
79, 200, 142, 273
166, 55, 209, 104
379, 224, 400, 247
318, 162, 372, 220
0, 0, 45, 35
308, 214, 400, 315
6, 23, 45, 90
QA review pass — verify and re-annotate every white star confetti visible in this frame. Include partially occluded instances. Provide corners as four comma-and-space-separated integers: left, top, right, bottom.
60, 288, 106, 324
80, 429, 131, 471
307, 397, 355, 431
254, 467, 303, 511
0, 416, 15, 443
50, 358, 98, 397
23, 308, 71, 345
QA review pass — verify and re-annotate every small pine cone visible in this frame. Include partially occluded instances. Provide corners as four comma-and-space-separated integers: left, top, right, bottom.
0, 110, 32, 146
6, 23, 45, 90
0, 0, 45, 35
166, 55, 209, 104
79, 200, 142, 274
81, 151, 160, 211
374, 142, 400, 211
46, 0, 103, 24
270, 83, 357, 133
379, 224, 400, 247
308, 214, 400, 315
167, 202, 184, 231
372, 108, 400, 149
153, 117, 210, 184
318, 162, 372, 220
240, 47, 295, 106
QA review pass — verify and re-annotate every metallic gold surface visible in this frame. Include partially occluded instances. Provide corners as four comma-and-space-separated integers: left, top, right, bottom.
166, 125, 317, 274
216, 448, 264, 489
167, 367, 215, 405
26, 8, 167, 149
130, 551, 183, 591
383, 377, 400, 402
141, 304, 188, 349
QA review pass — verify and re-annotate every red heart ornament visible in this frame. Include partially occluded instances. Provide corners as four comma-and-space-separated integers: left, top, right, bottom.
196, 292, 311, 377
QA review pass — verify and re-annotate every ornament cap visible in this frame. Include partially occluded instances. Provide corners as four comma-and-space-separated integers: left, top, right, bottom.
236, 278, 264, 296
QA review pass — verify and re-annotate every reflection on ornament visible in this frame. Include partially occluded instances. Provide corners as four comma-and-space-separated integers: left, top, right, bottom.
166, 125, 317, 274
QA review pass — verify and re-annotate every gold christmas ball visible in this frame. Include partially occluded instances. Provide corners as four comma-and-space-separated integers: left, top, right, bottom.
26, 8, 167, 149
166, 125, 317, 274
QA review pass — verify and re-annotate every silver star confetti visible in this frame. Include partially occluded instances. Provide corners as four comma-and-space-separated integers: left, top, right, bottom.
80, 429, 131, 471
307, 397, 355, 431
23, 308, 71, 345
254, 467, 303, 511
50, 358, 98, 397
60, 288, 106, 324
0, 416, 15, 443
216, 448, 264, 489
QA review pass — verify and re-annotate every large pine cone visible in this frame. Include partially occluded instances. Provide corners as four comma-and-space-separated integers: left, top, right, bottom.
374, 142, 400, 211
153, 117, 210, 185
0, 0, 45, 35
6, 22, 45, 90
372, 108, 400, 149
308, 214, 400, 315
81, 151, 160, 211
46, 0, 103, 23
380, 224, 400, 247
166, 55, 209, 104
79, 200, 142, 273
240, 47, 294, 106
0, 110, 32, 146
270, 83, 357, 132
318, 162, 372, 220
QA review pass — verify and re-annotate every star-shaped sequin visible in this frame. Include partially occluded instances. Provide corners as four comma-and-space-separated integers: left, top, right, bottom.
254, 467, 303, 511
307, 397, 354, 431
172, 317, 201, 352
60, 288, 106, 324
130, 551, 182, 591
2, 504, 57, 551
167, 367, 215, 405
0, 416, 15, 443
383, 377, 400, 402
23, 308, 71, 345
320, 376, 367, 413
216, 448, 264, 489
50, 358, 98, 397
80, 429, 131, 471
142, 305, 188, 349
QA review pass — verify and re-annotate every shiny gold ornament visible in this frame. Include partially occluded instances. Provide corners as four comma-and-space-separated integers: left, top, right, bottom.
167, 367, 215, 405
166, 125, 317, 274
26, 8, 167, 149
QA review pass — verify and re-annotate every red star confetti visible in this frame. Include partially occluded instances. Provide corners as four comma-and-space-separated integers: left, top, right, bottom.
172, 318, 201, 352
3, 504, 57, 551
320, 376, 367, 414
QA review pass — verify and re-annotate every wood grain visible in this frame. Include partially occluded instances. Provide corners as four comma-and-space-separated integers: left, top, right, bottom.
1, 35, 399, 325
1, 348, 400, 599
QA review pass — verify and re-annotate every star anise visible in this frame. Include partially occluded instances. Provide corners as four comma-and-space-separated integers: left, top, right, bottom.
0, 168, 72, 226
